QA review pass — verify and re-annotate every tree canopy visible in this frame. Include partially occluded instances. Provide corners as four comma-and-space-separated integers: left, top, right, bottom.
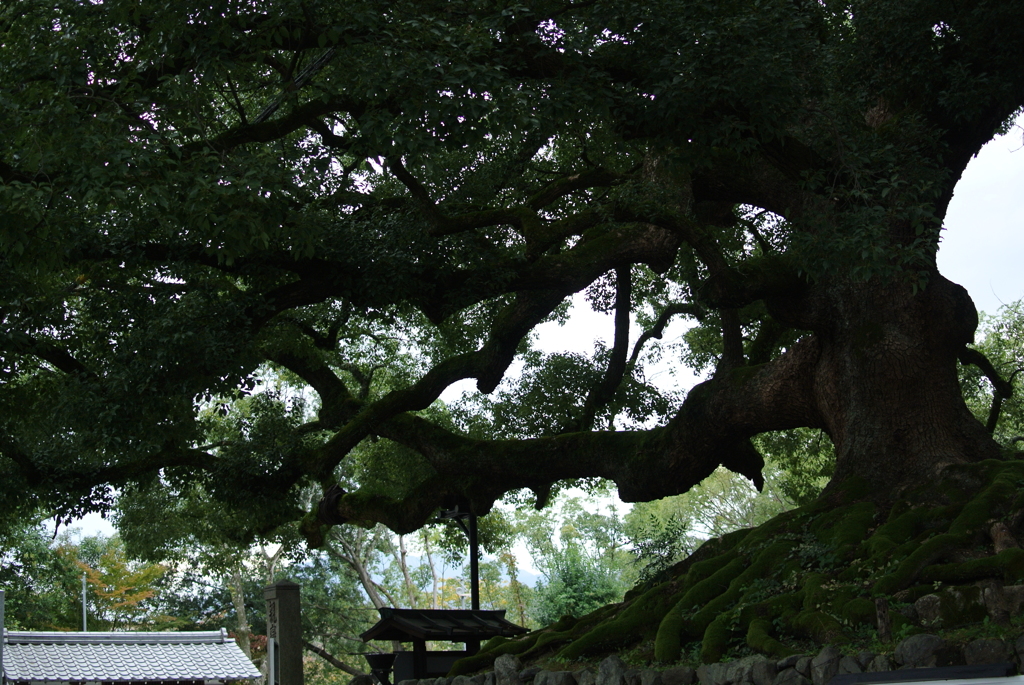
2, 0, 1024, 547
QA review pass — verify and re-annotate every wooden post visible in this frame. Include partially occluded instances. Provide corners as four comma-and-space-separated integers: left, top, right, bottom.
265, 580, 304, 685
875, 597, 891, 643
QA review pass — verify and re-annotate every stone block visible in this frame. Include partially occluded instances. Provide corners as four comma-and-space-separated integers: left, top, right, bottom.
895, 634, 961, 668
661, 666, 696, 685
1003, 585, 1024, 615
810, 646, 841, 685
728, 656, 769, 685
625, 669, 641, 685
774, 657, 802, 672
914, 595, 942, 627
640, 669, 663, 685
597, 656, 628, 685
575, 669, 597, 685
452, 675, 474, 685
495, 654, 524, 685
963, 638, 1010, 665
521, 668, 543, 682
695, 662, 729, 685
752, 660, 777, 685
854, 652, 876, 670
795, 658, 812, 678
865, 655, 891, 673
914, 587, 987, 629
772, 668, 811, 685
837, 656, 861, 676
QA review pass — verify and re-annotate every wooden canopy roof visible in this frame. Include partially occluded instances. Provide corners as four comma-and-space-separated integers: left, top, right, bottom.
360, 609, 527, 643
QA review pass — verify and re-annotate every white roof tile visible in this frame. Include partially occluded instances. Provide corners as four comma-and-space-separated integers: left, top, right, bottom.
2, 630, 262, 682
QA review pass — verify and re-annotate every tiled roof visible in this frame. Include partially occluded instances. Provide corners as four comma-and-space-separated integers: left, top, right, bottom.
1, 629, 262, 682
360, 608, 528, 643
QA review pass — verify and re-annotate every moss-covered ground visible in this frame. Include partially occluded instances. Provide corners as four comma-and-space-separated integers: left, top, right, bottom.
452, 453, 1024, 675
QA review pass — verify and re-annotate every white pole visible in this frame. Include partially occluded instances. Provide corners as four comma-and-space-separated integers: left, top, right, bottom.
81, 572, 87, 631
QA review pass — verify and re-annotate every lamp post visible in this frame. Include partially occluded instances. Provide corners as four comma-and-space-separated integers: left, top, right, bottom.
438, 502, 478, 611
81, 572, 87, 631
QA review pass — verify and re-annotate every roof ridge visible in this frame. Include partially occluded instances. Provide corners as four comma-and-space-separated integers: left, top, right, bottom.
3, 629, 228, 645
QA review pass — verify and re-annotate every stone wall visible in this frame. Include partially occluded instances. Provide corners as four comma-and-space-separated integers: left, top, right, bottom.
387, 633, 1024, 685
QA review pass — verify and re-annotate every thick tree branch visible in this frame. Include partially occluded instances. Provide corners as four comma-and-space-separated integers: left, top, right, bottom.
312, 336, 826, 535
264, 350, 357, 429
0, 333, 95, 378
386, 156, 444, 223
576, 266, 633, 431
627, 303, 704, 370
958, 347, 1017, 433
307, 288, 568, 480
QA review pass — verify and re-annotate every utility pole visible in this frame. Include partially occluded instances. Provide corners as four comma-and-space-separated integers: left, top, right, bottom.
81, 572, 87, 631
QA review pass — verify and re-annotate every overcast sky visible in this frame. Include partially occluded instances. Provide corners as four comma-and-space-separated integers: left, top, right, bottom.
939, 116, 1024, 316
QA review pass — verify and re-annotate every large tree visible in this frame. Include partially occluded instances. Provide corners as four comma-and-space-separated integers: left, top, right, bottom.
2, 0, 1023, 554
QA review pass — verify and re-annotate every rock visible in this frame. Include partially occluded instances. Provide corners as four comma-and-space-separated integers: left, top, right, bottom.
349, 676, 375, 685
772, 668, 811, 685
752, 660, 778, 685
855, 652, 876, 670
553, 672, 578, 685
597, 656, 629, 685
979, 580, 1011, 625
470, 676, 487, 685
640, 671, 662, 685
486, 674, 497, 685
964, 638, 1010, 665
729, 656, 769, 685
1016, 634, 1024, 665
661, 666, 696, 685
625, 669, 642, 685
795, 658, 812, 678
914, 587, 987, 629
695, 662, 729, 685
1003, 585, 1024, 615
866, 655, 891, 673
915, 594, 942, 627
837, 656, 861, 675
811, 645, 842, 685
894, 604, 919, 624
521, 668, 543, 683
775, 657, 802, 671
895, 634, 957, 668
576, 669, 597, 685
495, 654, 524, 685
534, 672, 553, 685
395, 680, 418, 685
453, 676, 475, 685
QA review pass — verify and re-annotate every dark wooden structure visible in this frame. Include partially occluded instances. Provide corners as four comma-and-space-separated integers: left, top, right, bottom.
360, 608, 527, 683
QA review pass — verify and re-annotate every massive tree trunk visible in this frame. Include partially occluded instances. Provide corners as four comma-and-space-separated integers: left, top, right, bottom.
801, 273, 1002, 494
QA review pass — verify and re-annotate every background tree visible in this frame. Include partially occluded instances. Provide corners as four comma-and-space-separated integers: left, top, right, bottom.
0, 520, 82, 630
518, 497, 632, 626
959, 300, 1024, 443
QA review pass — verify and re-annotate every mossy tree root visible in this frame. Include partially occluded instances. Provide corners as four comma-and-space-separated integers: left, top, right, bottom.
453, 460, 1024, 676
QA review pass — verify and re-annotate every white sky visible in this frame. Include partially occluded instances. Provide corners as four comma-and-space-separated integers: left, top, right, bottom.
73, 118, 1024, 553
